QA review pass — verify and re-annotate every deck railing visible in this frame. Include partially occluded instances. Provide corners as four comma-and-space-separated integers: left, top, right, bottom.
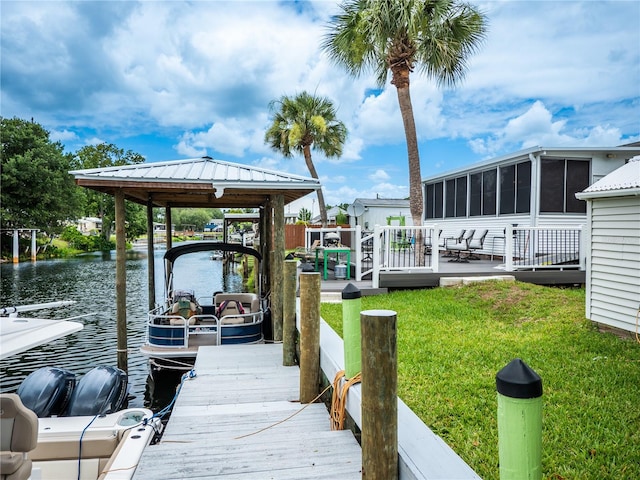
505, 225, 584, 271
303, 224, 583, 285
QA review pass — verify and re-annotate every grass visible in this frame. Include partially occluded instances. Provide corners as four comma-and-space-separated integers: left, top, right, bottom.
320, 281, 640, 480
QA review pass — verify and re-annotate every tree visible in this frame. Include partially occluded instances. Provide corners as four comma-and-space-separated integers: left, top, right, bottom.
322, 0, 487, 228
265, 91, 347, 227
1, 117, 84, 235
72, 143, 145, 242
297, 207, 312, 223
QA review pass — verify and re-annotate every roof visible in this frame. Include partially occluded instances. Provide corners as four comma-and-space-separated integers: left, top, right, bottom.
70, 156, 320, 209
576, 158, 640, 200
422, 145, 640, 183
352, 198, 410, 208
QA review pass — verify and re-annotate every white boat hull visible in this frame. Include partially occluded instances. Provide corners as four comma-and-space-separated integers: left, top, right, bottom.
30, 408, 161, 480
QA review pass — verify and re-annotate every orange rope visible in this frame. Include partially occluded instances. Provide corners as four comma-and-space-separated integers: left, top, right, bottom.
330, 370, 361, 431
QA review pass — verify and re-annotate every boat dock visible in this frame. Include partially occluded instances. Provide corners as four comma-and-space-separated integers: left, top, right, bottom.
133, 343, 362, 479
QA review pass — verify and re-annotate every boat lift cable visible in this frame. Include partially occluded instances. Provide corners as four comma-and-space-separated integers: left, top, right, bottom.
150, 369, 197, 420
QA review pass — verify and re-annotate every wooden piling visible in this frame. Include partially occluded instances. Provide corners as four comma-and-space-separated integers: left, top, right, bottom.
272, 194, 285, 341
361, 309, 398, 479
146, 198, 155, 311
299, 272, 320, 403
283, 259, 298, 366
115, 190, 128, 373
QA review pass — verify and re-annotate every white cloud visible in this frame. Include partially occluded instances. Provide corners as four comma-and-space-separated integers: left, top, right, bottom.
50, 129, 78, 142
369, 169, 390, 182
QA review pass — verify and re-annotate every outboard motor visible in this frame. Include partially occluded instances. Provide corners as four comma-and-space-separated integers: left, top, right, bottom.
64, 366, 128, 416
17, 367, 76, 417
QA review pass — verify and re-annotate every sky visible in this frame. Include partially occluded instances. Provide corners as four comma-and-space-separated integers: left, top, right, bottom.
2, 0, 639, 217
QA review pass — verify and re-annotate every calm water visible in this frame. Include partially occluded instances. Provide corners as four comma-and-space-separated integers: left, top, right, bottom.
0, 244, 243, 411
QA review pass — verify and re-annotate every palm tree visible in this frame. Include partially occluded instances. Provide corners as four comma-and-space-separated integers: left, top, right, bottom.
265, 91, 347, 227
322, 0, 487, 229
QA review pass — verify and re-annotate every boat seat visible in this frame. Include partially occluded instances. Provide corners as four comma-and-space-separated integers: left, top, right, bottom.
215, 293, 259, 324
169, 298, 198, 325
0, 394, 38, 480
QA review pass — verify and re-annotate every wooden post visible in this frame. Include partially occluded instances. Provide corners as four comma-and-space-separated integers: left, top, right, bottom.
115, 190, 128, 373
361, 309, 398, 479
299, 272, 320, 403
272, 194, 285, 341
146, 197, 155, 311
283, 259, 298, 366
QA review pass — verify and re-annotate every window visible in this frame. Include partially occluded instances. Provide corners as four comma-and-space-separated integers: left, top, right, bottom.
424, 181, 443, 219
470, 168, 497, 216
540, 158, 589, 213
499, 160, 531, 214
445, 176, 467, 218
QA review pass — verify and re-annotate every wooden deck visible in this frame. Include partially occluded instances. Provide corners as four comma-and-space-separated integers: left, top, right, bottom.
133, 344, 362, 479
317, 254, 584, 293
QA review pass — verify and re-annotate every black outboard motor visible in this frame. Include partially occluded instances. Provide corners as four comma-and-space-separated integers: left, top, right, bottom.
64, 366, 128, 416
17, 367, 76, 417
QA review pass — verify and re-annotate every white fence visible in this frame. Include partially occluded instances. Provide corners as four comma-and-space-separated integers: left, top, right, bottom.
304, 224, 584, 287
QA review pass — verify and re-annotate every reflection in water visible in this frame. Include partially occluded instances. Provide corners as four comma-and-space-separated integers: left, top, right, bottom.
0, 245, 243, 411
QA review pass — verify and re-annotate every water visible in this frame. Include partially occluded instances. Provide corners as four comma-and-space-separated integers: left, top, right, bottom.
0, 244, 243, 411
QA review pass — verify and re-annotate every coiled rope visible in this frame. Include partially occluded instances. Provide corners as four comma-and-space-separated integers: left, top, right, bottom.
330, 370, 361, 431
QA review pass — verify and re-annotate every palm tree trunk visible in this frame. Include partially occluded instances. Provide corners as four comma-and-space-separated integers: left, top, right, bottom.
303, 145, 328, 227
395, 80, 426, 265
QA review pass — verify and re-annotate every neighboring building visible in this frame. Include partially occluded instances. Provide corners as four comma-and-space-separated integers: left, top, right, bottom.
421, 145, 640, 255
347, 198, 410, 231
77, 217, 102, 234
311, 205, 347, 225
575, 158, 640, 334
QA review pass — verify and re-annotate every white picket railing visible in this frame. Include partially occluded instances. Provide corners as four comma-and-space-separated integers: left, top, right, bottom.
304, 224, 584, 287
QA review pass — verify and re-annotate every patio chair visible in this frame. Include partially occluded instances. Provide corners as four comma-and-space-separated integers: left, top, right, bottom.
467, 229, 489, 260
447, 229, 475, 263
424, 229, 442, 255
443, 229, 466, 257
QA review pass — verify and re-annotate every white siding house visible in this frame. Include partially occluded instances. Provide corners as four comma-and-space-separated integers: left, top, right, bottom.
347, 198, 410, 231
421, 145, 640, 258
575, 159, 640, 334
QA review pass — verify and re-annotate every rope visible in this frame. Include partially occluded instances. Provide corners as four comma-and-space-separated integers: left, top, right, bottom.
233, 382, 334, 440
330, 370, 361, 431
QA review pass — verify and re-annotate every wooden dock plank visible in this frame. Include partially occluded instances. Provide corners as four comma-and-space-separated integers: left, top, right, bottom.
134, 344, 361, 479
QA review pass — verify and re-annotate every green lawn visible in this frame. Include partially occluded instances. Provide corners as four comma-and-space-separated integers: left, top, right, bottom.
320, 281, 640, 480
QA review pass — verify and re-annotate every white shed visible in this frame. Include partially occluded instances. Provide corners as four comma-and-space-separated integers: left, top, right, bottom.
576, 159, 640, 334
347, 198, 410, 231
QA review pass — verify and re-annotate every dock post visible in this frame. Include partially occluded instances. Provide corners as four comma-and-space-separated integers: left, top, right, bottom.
361, 309, 398, 479
342, 283, 362, 379
299, 271, 320, 403
283, 259, 298, 366
496, 358, 543, 480
115, 189, 128, 373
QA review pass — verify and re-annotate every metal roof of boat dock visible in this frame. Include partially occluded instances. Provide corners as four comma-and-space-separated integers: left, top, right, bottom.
69, 156, 320, 208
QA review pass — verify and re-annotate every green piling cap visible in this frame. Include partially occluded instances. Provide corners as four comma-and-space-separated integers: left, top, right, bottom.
342, 283, 361, 300
496, 358, 543, 399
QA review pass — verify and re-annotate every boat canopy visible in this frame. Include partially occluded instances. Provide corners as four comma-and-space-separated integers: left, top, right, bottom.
164, 242, 262, 264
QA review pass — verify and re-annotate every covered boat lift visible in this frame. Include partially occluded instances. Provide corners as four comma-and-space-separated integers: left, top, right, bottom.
70, 156, 320, 371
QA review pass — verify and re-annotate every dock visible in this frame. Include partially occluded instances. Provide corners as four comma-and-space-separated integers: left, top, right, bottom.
133, 343, 362, 479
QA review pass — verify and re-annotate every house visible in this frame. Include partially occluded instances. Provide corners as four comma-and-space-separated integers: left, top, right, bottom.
311, 205, 347, 225
347, 198, 410, 231
77, 217, 102, 234
421, 145, 640, 257
575, 157, 640, 334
